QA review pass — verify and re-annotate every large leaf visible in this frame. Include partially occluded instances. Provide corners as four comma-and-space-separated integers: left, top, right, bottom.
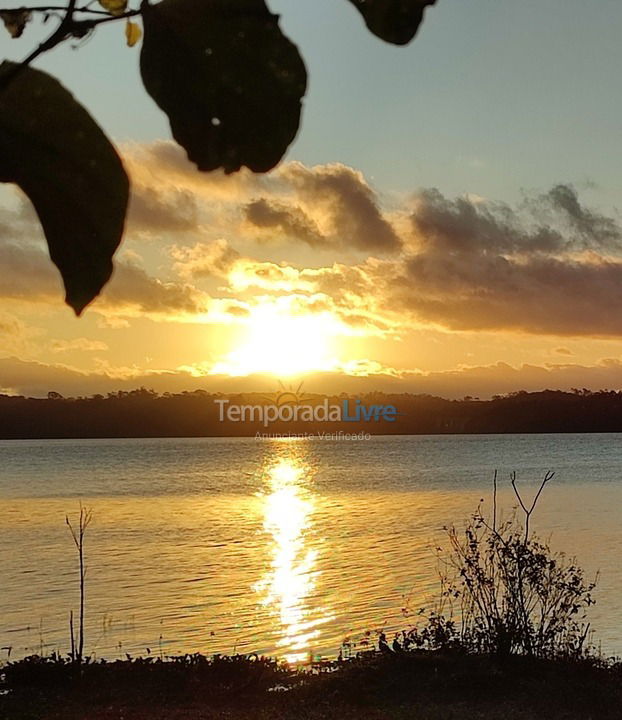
347, 0, 437, 45
0, 62, 129, 315
140, 0, 307, 174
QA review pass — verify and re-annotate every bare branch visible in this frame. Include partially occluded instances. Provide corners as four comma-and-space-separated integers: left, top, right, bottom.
3, 5, 113, 15
511, 470, 555, 544
492, 468, 497, 533
0, 1, 142, 92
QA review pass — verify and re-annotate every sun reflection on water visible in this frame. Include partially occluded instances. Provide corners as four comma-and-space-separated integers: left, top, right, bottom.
254, 445, 333, 663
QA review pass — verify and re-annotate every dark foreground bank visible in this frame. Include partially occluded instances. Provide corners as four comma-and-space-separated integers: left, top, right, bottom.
2, 651, 621, 720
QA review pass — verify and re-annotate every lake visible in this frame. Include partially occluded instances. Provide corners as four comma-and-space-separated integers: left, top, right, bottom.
1, 434, 621, 662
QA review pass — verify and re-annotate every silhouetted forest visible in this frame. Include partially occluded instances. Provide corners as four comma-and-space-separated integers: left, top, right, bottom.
2, 388, 622, 438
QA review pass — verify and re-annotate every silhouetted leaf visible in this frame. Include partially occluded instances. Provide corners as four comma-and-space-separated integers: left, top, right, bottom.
140, 0, 307, 174
347, 0, 437, 45
0, 62, 129, 315
0, 9, 32, 38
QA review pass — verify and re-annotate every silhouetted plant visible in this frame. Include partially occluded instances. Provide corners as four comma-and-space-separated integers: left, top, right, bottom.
0, 0, 436, 314
409, 471, 598, 658
66, 504, 93, 665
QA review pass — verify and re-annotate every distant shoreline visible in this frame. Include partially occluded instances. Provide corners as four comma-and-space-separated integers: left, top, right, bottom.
3, 388, 622, 438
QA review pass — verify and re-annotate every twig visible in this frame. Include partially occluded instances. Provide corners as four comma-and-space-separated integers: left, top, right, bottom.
511, 470, 555, 543
492, 468, 497, 533
2, 5, 112, 15
66, 504, 93, 665
0, 0, 142, 93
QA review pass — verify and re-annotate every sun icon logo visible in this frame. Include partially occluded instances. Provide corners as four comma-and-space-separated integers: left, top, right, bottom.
262, 381, 313, 408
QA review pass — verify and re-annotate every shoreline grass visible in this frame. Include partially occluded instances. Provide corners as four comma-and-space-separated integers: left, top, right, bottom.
1, 648, 621, 719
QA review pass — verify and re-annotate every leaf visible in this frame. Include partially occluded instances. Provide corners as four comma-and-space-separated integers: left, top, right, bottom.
140, 0, 307, 174
0, 9, 32, 38
125, 19, 142, 47
0, 62, 129, 315
98, 0, 128, 16
346, 0, 437, 45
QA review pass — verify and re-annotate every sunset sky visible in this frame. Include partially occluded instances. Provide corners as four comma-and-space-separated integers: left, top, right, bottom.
3, 0, 622, 398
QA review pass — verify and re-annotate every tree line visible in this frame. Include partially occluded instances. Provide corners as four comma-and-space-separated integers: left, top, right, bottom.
2, 387, 622, 438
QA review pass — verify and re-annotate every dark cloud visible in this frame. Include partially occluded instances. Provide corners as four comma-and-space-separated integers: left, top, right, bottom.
397, 252, 622, 335
123, 146, 400, 254
0, 237, 209, 318
411, 184, 622, 256
283, 163, 402, 253
0, 239, 63, 303
128, 184, 199, 234
531, 184, 622, 250
244, 199, 327, 247
101, 262, 210, 316
411, 189, 560, 255
392, 186, 622, 335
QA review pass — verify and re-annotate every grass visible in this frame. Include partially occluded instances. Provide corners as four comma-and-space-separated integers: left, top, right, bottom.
1, 649, 621, 720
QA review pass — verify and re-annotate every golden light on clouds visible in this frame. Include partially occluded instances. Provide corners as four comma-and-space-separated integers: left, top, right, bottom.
6, 142, 622, 398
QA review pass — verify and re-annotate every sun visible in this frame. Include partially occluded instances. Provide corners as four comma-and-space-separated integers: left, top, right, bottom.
212, 302, 341, 377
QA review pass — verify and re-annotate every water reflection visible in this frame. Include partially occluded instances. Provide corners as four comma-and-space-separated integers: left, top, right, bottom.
254, 443, 333, 662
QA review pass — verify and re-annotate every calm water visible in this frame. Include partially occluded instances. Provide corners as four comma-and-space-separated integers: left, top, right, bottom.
1, 434, 621, 662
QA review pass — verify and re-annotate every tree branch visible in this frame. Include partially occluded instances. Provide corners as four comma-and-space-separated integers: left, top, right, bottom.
3, 5, 113, 15
0, 1, 142, 93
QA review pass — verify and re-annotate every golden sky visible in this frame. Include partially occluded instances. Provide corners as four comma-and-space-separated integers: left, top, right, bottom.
3, 1, 622, 398
3, 141, 622, 398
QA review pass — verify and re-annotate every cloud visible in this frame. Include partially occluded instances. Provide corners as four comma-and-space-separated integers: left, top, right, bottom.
171, 239, 240, 279
398, 252, 622, 335
97, 316, 131, 330
528, 184, 622, 250
400, 359, 622, 400
410, 187, 565, 255
98, 262, 212, 319
5, 141, 622, 340
380, 184, 622, 336
0, 238, 64, 304
143, 155, 622, 337
0, 312, 43, 357
0, 228, 213, 322
4, 355, 622, 400
127, 184, 199, 235
227, 258, 316, 292
51, 338, 109, 353
0, 312, 23, 337
123, 143, 401, 254
281, 162, 402, 253
243, 198, 327, 247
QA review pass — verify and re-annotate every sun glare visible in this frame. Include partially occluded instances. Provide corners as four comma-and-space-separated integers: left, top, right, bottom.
212, 304, 341, 377
254, 454, 333, 663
